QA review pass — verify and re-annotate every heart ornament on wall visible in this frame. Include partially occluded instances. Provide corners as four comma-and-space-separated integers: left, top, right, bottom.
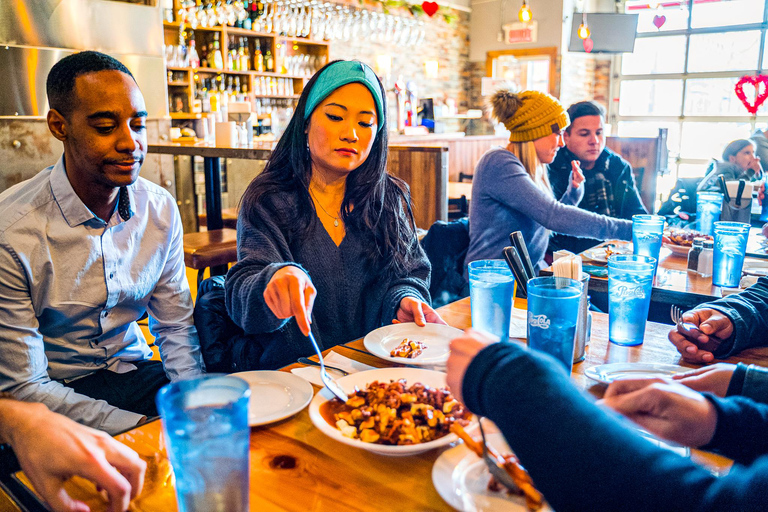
734, 75, 768, 115
422, 1, 439, 16
583, 37, 594, 53
652, 14, 666, 29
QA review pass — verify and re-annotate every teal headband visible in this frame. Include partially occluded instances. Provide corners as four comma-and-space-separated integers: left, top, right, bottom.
304, 61, 385, 133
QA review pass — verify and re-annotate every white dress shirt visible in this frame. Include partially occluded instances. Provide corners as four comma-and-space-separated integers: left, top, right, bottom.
0, 156, 204, 434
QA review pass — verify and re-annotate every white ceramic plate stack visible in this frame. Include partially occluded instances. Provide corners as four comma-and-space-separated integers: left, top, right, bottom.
230, 370, 314, 426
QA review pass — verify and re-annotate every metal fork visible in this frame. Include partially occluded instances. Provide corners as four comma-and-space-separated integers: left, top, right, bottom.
670, 305, 724, 352
307, 331, 349, 402
477, 418, 519, 493
297, 357, 349, 376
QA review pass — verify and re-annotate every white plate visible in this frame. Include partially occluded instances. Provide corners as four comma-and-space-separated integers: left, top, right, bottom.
662, 242, 690, 256
584, 363, 691, 384
363, 323, 464, 366
433, 431, 550, 512
308, 367, 469, 456
230, 371, 314, 427
743, 259, 768, 277
581, 241, 633, 264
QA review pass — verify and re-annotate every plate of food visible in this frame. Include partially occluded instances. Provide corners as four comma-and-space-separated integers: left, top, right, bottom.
584, 362, 691, 385
581, 241, 633, 264
230, 370, 314, 426
308, 367, 473, 456
662, 229, 712, 256
363, 323, 464, 366
432, 427, 548, 511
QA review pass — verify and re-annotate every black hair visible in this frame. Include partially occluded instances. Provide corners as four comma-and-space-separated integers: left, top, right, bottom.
47, 51, 135, 118
564, 101, 605, 134
239, 60, 418, 277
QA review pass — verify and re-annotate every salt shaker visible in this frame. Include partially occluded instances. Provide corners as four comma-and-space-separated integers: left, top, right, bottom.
687, 238, 702, 273
698, 239, 714, 277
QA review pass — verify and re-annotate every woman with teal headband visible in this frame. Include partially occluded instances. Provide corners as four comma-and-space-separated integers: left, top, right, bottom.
225, 60, 445, 370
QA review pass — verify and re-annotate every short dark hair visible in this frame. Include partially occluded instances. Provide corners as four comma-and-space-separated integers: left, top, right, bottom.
46, 51, 135, 118
565, 101, 605, 133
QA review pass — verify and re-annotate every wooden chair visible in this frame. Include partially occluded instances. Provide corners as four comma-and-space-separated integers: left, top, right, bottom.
448, 195, 469, 220
458, 172, 474, 183
198, 207, 238, 230
183, 228, 238, 284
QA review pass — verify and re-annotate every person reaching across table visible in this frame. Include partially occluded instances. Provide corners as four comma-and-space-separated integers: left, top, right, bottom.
225, 60, 442, 370
0, 395, 146, 512
547, 101, 647, 255
447, 330, 768, 511
0, 51, 204, 435
465, 89, 632, 275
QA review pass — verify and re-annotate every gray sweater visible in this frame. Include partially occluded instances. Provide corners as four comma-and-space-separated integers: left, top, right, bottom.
466, 148, 633, 273
225, 190, 430, 369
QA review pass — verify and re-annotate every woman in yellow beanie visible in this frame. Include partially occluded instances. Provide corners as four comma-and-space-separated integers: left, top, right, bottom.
465, 89, 632, 274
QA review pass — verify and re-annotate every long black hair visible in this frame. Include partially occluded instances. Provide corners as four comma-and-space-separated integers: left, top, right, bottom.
240, 60, 418, 277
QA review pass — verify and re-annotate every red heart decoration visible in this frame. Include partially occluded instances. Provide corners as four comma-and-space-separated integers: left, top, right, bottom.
422, 1, 439, 16
652, 14, 666, 29
735, 75, 768, 115
582, 37, 593, 53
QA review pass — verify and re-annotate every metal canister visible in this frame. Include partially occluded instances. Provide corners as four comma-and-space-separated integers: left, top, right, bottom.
573, 273, 590, 364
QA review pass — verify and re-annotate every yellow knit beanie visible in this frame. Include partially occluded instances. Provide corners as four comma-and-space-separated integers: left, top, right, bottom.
490, 89, 568, 142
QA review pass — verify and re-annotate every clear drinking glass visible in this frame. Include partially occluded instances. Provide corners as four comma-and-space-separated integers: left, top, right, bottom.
468, 260, 515, 343
608, 254, 656, 346
156, 375, 251, 512
712, 221, 750, 288
697, 191, 723, 236
526, 277, 583, 374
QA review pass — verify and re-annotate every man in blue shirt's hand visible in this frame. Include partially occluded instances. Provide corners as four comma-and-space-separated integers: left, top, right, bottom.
0, 51, 204, 435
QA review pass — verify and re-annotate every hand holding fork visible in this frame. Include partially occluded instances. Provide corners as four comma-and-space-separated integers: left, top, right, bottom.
669, 305, 733, 363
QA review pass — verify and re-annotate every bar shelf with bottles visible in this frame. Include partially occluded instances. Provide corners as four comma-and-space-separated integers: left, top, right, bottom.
162, 0, 329, 123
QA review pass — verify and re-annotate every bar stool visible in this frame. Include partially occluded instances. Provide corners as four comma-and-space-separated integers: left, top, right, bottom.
198, 207, 239, 230
183, 228, 238, 284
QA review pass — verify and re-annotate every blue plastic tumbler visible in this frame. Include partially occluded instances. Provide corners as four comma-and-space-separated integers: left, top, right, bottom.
608, 254, 656, 346
632, 214, 665, 265
526, 277, 583, 374
468, 259, 515, 342
697, 191, 724, 236
156, 375, 251, 512
713, 221, 750, 288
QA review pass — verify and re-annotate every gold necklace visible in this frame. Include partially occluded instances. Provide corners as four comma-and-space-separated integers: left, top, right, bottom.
310, 189, 341, 227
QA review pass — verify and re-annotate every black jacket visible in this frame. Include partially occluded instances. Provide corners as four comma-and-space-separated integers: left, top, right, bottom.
547, 146, 648, 254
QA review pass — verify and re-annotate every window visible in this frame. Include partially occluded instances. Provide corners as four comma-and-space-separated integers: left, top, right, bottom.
616, 0, 768, 206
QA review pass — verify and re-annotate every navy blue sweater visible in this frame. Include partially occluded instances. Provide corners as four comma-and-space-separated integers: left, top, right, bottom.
463, 342, 768, 511
225, 190, 430, 369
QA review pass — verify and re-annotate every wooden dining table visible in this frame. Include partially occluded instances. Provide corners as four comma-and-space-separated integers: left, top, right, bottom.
11, 296, 768, 511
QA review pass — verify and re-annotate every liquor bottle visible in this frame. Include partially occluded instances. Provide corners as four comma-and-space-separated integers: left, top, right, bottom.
188, 36, 200, 69
243, 1, 252, 30
264, 48, 274, 72
249, 0, 259, 30
200, 43, 208, 67
239, 38, 249, 71
210, 33, 224, 69
254, 39, 264, 72
229, 37, 238, 71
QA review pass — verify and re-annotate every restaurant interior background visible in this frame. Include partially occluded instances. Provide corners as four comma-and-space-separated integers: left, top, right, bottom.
1, 0, 767, 230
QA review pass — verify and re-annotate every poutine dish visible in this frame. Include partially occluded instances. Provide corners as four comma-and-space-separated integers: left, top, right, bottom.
665, 229, 712, 247
389, 338, 428, 359
325, 379, 472, 445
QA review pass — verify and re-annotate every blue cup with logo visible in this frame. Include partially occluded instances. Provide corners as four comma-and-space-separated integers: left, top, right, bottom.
156, 375, 251, 512
713, 221, 750, 288
469, 260, 515, 342
632, 214, 665, 265
697, 191, 723, 236
526, 277, 583, 374
608, 254, 656, 346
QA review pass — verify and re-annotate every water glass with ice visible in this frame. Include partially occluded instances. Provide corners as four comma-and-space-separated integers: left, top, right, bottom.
632, 214, 665, 264
697, 191, 723, 236
468, 259, 515, 342
156, 375, 251, 512
608, 254, 656, 346
526, 277, 583, 374
712, 221, 750, 288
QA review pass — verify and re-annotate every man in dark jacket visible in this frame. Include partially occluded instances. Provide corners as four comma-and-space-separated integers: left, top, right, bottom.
548, 101, 648, 254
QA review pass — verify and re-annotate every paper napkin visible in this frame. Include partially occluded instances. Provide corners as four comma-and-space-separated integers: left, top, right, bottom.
291, 350, 375, 387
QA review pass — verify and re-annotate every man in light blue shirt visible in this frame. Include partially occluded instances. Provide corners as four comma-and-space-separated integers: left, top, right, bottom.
0, 51, 204, 434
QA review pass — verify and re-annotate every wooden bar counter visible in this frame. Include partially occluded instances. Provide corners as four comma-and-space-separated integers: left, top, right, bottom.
18, 296, 768, 511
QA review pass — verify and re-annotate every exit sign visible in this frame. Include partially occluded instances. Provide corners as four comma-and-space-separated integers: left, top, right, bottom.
504, 21, 538, 44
